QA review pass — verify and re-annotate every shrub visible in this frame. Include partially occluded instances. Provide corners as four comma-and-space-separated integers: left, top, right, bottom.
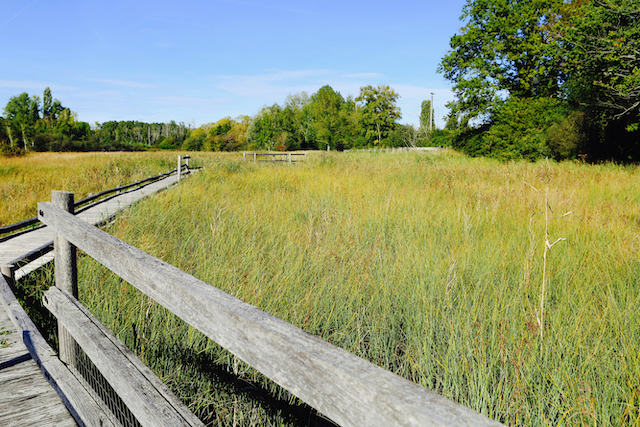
158, 137, 178, 150
455, 98, 585, 161
181, 135, 204, 151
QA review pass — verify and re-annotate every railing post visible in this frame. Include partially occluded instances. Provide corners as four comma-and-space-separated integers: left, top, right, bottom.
177, 155, 182, 182
52, 190, 78, 367
254, 152, 256, 163
1, 264, 15, 293
184, 155, 190, 169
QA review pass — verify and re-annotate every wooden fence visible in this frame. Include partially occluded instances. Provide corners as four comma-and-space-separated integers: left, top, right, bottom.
0, 156, 196, 240
243, 152, 307, 163
35, 196, 506, 427
343, 147, 445, 153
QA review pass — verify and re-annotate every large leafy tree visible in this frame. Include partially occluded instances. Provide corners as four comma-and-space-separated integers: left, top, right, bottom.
247, 104, 283, 150
3, 92, 42, 149
356, 85, 401, 145
42, 87, 64, 122
562, 0, 640, 125
308, 85, 349, 150
3, 92, 40, 125
439, 0, 564, 122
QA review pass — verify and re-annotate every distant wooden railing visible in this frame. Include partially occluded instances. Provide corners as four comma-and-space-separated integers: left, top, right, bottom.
0, 155, 197, 239
344, 147, 445, 153
37, 197, 505, 427
243, 151, 307, 163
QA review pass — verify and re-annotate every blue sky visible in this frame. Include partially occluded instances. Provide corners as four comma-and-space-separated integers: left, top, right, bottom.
1, 0, 468, 128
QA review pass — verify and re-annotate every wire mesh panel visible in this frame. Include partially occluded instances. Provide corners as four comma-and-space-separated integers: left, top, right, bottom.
69, 346, 142, 427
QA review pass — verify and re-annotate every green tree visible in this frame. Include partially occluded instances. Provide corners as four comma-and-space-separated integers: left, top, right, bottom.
438, 0, 564, 122
562, 0, 640, 123
356, 85, 401, 145
419, 99, 435, 132
561, 0, 639, 161
308, 85, 348, 150
43, 87, 52, 121
3, 92, 42, 149
247, 104, 283, 150
3, 93, 38, 124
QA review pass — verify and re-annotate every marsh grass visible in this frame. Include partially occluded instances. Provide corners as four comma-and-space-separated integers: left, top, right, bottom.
0, 151, 215, 226
18, 152, 640, 426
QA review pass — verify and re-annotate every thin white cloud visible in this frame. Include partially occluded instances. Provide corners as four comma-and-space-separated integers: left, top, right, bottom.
0, 80, 76, 91
217, 0, 326, 16
0, 0, 38, 29
212, 69, 389, 100
154, 95, 236, 109
88, 78, 155, 88
213, 70, 334, 98
343, 72, 385, 80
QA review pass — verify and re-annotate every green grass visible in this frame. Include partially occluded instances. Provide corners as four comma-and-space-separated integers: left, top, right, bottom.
19, 151, 640, 426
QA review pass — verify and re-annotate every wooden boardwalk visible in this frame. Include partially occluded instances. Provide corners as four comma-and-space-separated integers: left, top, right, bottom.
1, 172, 183, 280
0, 172, 186, 427
0, 301, 76, 426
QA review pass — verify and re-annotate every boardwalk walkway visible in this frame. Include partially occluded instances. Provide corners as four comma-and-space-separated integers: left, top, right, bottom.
0, 297, 77, 426
1, 172, 183, 281
0, 171, 187, 427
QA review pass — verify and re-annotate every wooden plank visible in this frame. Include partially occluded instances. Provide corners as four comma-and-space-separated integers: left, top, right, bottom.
0, 274, 115, 427
38, 202, 506, 427
43, 286, 204, 427
0, 282, 78, 427
0, 361, 78, 427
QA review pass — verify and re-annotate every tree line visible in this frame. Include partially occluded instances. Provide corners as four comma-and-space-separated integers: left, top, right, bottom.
4, 0, 636, 161
0, 87, 193, 153
439, 0, 640, 161
1, 85, 444, 155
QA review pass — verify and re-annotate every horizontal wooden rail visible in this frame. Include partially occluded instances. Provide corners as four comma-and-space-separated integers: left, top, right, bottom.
0, 160, 200, 237
0, 274, 115, 426
37, 201, 504, 427
243, 152, 307, 163
43, 286, 203, 427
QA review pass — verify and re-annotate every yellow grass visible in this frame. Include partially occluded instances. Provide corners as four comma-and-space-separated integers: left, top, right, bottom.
0, 151, 209, 226
73, 152, 639, 426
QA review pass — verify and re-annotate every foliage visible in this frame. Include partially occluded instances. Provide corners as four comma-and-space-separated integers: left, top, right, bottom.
439, 0, 564, 123
385, 124, 442, 148
561, 0, 640, 160
453, 97, 582, 160
307, 85, 350, 151
1, 88, 195, 154
246, 104, 282, 150
201, 117, 248, 151
96, 120, 190, 148
440, 0, 640, 161
159, 137, 178, 149
419, 99, 435, 132
356, 85, 402, 145
2, 84, 408, 154
562, 0, 640, 122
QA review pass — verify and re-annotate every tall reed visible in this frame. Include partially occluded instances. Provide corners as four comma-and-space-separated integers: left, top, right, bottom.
44, 152, 640, 426
0, 151, 216, 226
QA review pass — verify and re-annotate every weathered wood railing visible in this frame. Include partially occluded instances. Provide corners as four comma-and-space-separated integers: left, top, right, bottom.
243, 151, 307, 163
0, 155, 196, 240
36, 197, 505, 427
